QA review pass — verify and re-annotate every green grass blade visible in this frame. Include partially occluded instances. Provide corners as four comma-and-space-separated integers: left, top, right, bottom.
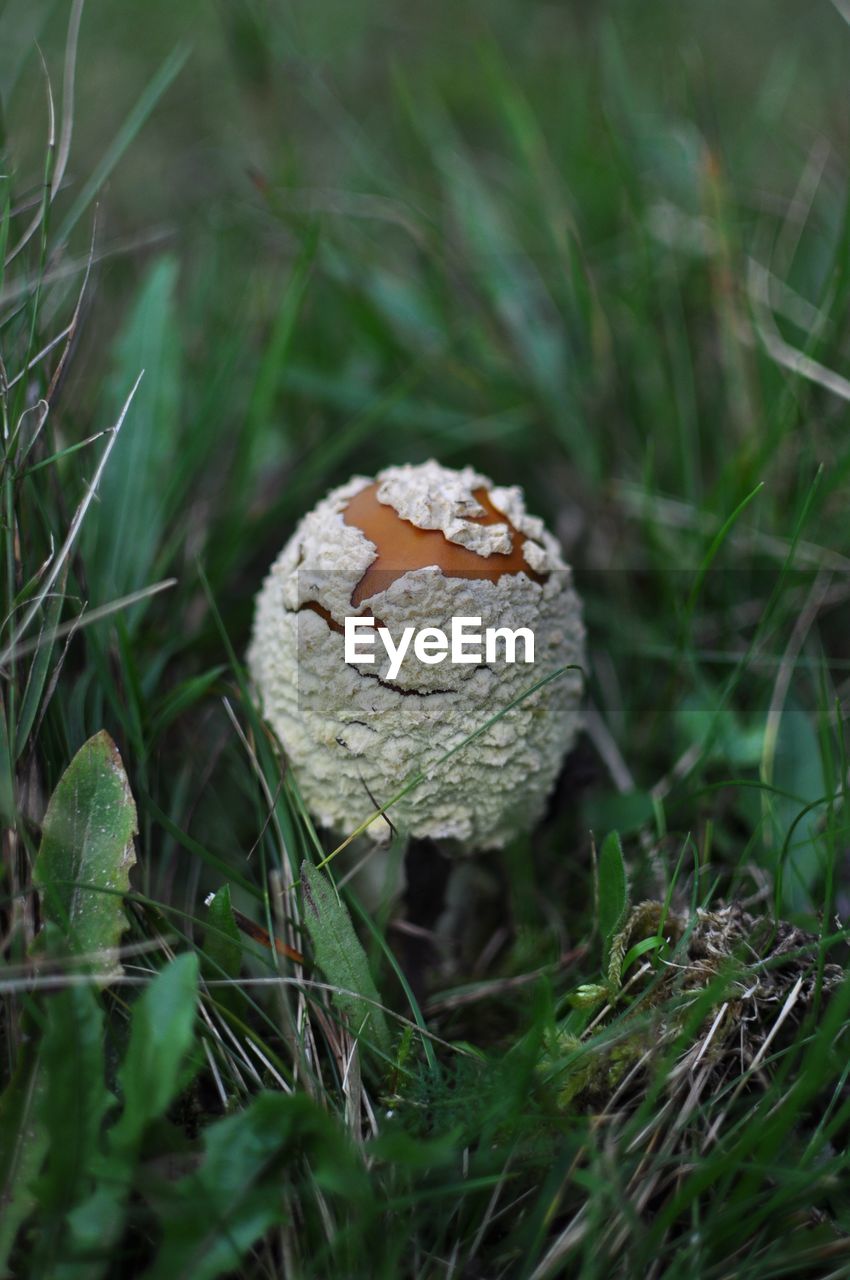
56, 43, 189, 246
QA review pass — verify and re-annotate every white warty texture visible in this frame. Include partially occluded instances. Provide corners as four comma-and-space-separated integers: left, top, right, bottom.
248, 461, 585, 850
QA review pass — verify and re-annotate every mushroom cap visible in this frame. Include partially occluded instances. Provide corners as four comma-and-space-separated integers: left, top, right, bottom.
248, 460, 585, 850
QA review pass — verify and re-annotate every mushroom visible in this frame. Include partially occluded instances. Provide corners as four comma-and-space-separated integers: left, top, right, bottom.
248, 460, 584, 852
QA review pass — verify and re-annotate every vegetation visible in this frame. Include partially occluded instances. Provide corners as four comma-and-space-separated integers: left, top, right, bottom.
1, 1, 848, 1275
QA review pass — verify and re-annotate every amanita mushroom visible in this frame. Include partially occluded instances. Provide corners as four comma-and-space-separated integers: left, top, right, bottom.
248, 460, 584, 850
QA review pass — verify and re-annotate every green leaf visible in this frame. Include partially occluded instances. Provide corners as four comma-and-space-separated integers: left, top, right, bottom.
59, 957, 200, 1270
0, 1042, 47, 1273
142, 1092, 364, 1280
111, 952, 199, 1152
203, 886, 243, 1018
87, 256, 181, 612
0, 932, 113, 1270
367, 1127, 459, 1171
621, 934, 667, 976
17, 989, 115, 1280
35, 986, 111, 1214
300, 861, 391, 1060
769, 699, 826, 913
598, 831, 629, 944
675, 697, 764, 769
203, 886, 242, 981
33, 731, 138, 976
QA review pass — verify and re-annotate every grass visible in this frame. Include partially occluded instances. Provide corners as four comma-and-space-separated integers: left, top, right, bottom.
1, 1, 850, 1276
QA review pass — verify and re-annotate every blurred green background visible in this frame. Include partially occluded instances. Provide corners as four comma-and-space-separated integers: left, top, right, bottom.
5, 0, 848, 912
3, 0, 848, 920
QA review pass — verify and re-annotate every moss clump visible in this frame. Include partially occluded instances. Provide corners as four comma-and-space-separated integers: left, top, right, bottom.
547, 900, 843, 1112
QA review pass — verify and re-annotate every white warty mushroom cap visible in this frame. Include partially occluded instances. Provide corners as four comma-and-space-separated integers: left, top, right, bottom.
248, 460, 585, 850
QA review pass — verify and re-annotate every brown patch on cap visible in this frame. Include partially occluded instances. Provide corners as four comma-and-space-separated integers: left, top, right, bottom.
344, 483, 546, 608
298, 597, 391, 640
299, 600, 345, 635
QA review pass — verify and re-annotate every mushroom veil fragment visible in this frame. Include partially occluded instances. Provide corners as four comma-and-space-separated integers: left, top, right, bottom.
248, 460, 585, 850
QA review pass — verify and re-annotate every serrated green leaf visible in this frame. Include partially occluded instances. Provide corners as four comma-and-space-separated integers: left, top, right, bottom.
598, 830, 628, 944
33, 731, 138, 976
301, 861, 391, 1060
111, 952, 199, 1152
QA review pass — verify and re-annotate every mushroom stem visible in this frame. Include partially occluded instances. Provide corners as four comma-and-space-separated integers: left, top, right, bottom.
397, 837, 453, 1004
